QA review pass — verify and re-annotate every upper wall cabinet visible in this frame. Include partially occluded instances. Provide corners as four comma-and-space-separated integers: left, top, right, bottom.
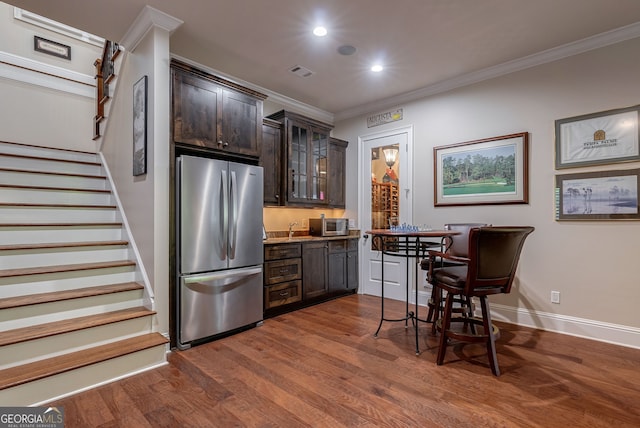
266, 110, 347, 207
171, 60, 266, 160
328, 137, 348, 208
261, 118, 283, 206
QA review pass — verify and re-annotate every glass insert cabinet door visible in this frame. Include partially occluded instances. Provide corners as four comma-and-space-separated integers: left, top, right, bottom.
289, 122, 328, 204
290, 124, 308, 200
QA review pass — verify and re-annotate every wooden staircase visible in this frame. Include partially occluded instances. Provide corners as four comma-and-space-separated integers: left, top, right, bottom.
0, 141, 168, 406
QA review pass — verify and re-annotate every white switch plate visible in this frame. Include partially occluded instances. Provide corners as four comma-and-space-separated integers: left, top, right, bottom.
551, 291, 560, 304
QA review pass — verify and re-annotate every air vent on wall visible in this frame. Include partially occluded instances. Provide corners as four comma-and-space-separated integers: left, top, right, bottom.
289, 65, 314, 78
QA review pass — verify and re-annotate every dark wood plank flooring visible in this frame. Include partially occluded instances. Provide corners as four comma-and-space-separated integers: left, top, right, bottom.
49, 294, 640, 427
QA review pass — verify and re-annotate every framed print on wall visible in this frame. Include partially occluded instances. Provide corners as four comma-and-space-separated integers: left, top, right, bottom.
133, 75, 147, 176
434, 132, 529, 206
555, 105, 640, 169
555, 168, 639, 220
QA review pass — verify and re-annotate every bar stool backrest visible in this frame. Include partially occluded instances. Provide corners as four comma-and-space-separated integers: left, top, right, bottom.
444, 223, 490, 257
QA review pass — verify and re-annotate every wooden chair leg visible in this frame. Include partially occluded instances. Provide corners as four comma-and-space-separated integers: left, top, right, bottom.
480, 296, 500, 376
429, 287, 442, 334
436, 291, 455, 366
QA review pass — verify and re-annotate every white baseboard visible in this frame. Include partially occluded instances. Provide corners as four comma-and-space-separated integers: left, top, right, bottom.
490, 303, 640, 350
366, 288, 640, 350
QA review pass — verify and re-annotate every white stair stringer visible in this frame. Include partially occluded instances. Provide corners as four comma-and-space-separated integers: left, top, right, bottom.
0, 141, 167, 406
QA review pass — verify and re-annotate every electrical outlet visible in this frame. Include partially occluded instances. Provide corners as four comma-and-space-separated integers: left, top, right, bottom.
551, 291, 560, 304
301, 218, 309, 229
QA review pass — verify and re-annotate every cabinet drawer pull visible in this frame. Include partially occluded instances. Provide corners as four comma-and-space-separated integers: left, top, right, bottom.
279, 291, 290, 297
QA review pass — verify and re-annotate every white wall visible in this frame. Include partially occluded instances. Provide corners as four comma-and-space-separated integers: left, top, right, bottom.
335, 38, 640, 342
100, 27, 171, 335
0, 2, 100, 151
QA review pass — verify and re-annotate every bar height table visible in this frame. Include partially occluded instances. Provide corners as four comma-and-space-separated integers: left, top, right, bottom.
365, 229, 461, 355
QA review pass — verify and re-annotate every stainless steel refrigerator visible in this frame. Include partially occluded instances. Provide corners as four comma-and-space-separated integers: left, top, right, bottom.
176, 154, 263, 349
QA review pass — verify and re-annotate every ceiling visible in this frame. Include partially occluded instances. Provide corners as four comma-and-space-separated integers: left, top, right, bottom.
6, 0, 640, 120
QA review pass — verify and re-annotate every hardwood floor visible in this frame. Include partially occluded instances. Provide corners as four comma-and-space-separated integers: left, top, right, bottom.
49, 294, 640, 427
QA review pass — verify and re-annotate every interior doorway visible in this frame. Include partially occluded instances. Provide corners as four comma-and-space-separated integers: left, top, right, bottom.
358, 126, 413, 302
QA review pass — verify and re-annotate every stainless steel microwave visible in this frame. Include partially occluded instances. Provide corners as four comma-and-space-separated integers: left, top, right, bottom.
309, 218, 349, 236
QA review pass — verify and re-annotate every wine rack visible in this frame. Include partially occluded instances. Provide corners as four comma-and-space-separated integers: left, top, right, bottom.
371, 182, 399, 230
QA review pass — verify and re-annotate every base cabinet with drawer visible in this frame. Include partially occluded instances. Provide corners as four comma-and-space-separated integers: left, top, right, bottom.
264, 237, 358, 317
264, 243, 302, 310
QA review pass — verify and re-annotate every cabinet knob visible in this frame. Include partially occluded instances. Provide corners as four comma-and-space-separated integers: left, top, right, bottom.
217, 140, 229, 148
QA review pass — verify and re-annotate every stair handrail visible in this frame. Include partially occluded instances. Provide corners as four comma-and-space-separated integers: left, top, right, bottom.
93, 40, 120, 140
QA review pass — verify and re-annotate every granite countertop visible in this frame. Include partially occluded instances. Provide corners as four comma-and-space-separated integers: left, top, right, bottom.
264, 231, 360, 245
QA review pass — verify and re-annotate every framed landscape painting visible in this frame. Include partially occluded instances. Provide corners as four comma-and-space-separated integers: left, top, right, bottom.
555, 168, 640, 220
434, 132, 529, 206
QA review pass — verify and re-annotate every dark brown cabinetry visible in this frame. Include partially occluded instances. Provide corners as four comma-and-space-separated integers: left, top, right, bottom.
171, 61, 266, 159
302, 241, 328, 299
328, 137, 348, 208
261, 118, 283, 205
328, 239, 358, 291
266, 110, 348, 207
264, 237, 359, 317
264, 243, 302, 310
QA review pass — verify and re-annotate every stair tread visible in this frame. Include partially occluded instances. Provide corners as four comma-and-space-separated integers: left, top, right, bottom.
0, 240, 128, 251
0, 333, 168, 390
0, 222, 123, 227
0, 152, 100, 166
0, 306, 155, 346
0, 183, 111, 193
0, 260, 136, 278
0, 167, 106, 180
0, 202, 116, 209
0, 140, 97, 156
0, 281, 143, 310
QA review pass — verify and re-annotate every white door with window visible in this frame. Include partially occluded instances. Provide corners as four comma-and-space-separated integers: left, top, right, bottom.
358, 126, 413, 302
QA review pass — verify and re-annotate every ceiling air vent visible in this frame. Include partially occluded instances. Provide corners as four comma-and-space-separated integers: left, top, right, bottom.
289, 65, 314, 78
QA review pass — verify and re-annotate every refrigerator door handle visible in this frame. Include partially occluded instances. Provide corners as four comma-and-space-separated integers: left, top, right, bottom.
229, 170, 238, 260
183, 266, 262, 284
220, 169, 229, 260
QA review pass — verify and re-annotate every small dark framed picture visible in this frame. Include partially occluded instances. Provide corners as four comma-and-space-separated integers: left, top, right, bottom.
34, 36, 71, 60
133, 76, 148, 176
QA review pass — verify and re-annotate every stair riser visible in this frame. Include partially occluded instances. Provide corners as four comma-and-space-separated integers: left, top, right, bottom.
0, 156, 102, 176
0, 316, 152, 369
0, 268, 137, 297
0, 345, 167, 406
0, 248, 129, 270
0, 207, 116, 223
0, 188, 112, 205
0, 143, 99, 163
0, 170, 107, 190
0, 288, 144, 326
0, 226, 123, 245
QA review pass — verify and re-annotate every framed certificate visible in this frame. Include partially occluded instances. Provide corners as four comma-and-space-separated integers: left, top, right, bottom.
555, 105, 640, 169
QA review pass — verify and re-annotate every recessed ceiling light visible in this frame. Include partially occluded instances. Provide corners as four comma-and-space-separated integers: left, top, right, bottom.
313, 26, 327, 37
371, 64, 383, 72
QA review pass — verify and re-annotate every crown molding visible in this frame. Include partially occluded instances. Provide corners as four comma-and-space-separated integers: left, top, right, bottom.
334, 21, 640, 122
170, 54, 335, 125
120, 6, 183, 52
